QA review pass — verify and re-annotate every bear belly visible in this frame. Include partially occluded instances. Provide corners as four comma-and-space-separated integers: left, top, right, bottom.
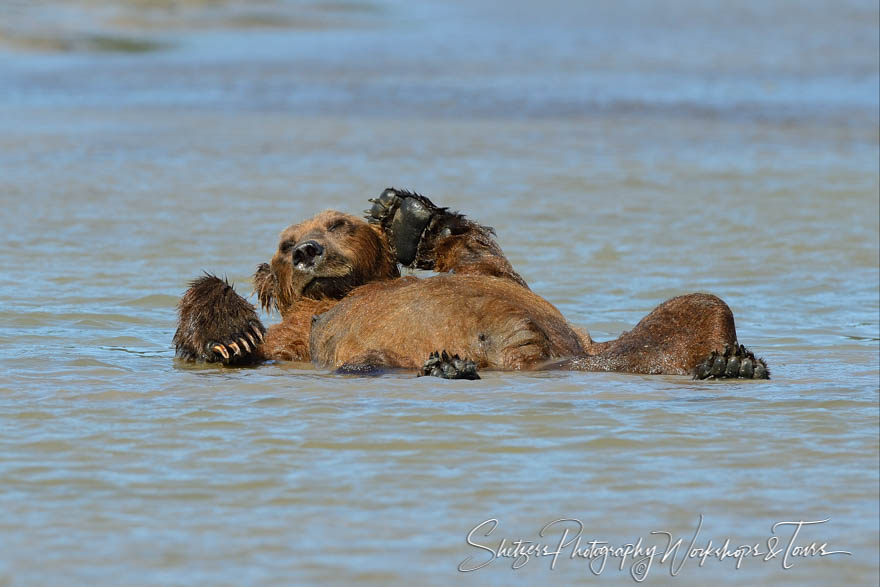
308, 274, 585, 370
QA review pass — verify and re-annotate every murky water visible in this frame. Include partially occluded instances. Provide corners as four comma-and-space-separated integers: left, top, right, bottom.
0, 1, 878, 585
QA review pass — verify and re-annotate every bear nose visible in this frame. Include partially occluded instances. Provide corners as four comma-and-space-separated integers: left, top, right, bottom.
292, 240, 324, 268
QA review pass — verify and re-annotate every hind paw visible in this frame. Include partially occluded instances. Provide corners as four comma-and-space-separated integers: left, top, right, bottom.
366, 188, 446, 266
692, 343, 769, 380
419, 351, 480, 380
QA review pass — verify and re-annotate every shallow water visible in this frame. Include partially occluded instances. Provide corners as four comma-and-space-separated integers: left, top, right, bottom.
0, 0, 878, 585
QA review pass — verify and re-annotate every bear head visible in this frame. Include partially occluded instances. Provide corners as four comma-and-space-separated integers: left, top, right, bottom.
253, 210, 400, 315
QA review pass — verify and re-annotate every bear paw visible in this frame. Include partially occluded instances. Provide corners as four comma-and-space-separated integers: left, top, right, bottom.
419, 351, 481, 380
366, 188, 446, 266
174, 274, 267, 365
692, 343, 769, 380
205, 325, 265, 365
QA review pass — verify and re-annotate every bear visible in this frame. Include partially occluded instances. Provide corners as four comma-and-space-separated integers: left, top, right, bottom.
173, 188, 769, 380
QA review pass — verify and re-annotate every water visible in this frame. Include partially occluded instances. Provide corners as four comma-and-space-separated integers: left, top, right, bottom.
0, 0, 878, 584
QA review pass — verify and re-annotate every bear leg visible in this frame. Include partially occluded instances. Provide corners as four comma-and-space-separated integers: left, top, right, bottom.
366, 188, 527, 286
564, 293, 769, 379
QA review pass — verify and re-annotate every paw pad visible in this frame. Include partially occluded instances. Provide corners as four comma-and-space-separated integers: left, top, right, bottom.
366, 188, 442, 266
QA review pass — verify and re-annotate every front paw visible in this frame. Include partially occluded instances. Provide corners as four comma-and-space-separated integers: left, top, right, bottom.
173, 274, 266, 365
203, 327, 265, 365
366, 188, 444, 266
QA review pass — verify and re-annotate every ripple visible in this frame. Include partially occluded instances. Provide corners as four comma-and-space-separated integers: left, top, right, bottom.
0, 2, 877, 584
121, 294, 180, 308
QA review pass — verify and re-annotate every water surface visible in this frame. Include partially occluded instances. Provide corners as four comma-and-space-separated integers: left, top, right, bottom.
0, 1, 878, 585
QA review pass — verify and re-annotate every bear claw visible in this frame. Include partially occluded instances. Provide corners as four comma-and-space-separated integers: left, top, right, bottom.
204, 321, 267, 365
212, 344, 230, 360
692, 343, 769, 380
419, 350, 480, 380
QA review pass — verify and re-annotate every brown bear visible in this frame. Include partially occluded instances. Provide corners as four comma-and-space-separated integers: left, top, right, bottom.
173, 189, 769, 380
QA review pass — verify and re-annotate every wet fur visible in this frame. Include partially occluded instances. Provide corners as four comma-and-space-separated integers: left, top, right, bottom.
173, 274, 266, 365
174, 195, 767, 378
258, 210, 399, 316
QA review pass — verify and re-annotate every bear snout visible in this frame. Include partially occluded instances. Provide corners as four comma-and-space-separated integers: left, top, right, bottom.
292, 240, 325, 270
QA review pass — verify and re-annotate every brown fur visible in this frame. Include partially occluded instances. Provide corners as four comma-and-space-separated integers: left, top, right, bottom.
173, 274, 267, 365
256, 210, 399, 316
417, 215, 528, 286
175, 204, 754, 378
560, 293, 738, 375
254, 210, 399, 362
309, 274, 585, 370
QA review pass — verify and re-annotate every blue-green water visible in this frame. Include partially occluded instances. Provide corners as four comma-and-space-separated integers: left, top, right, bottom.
0, 1, 878, 585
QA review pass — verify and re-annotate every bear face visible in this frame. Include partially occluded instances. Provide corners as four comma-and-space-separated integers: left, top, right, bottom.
253, 210, 399, 316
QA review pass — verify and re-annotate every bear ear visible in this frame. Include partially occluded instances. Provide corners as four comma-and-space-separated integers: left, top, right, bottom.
252, 263, 277, 313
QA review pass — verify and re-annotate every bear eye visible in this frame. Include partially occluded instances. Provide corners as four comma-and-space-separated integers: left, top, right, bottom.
327, 219, 347, 232
279, 240, 294, 254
